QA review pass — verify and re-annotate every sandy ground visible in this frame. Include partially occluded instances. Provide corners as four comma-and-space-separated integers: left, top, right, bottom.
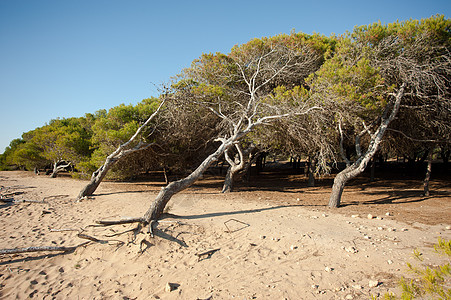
0, 170, 450, 299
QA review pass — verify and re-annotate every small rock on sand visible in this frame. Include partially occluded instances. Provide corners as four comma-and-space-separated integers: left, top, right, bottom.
369, 280, 379, 288
165, 282, 178, 292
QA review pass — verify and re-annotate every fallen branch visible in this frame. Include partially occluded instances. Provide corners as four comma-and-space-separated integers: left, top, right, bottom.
96, 217, 145, 226
0, 243, 89, 255
0, 191, 24, 198
0, 198, 46, 204
77, 233, 102, 242
195, 248, 220, 261
50, 228, 82, 233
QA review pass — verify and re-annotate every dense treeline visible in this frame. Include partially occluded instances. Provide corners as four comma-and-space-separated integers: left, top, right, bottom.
1, 16, 450, 207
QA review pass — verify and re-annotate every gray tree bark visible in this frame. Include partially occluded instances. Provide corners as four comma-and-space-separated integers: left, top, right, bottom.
77, 100, 165, 200
221, 144, 245, 193
328, 83, 406, 208
143, 136, 239, 223
50, 161, 71, 178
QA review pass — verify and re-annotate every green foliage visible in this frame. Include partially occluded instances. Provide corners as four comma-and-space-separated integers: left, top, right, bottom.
375, 238, 451, 300
1, 15, 449, 181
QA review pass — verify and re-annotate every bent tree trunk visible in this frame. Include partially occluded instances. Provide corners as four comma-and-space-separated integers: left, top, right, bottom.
222, 143, 256, 193
50, 161, 71, 178
222, 167, 236, 193
143, 135, 241, 223
77, 156, 116, 199
77, 100, 165, 200
328, 83, 406, 208
221, 144, 244, 193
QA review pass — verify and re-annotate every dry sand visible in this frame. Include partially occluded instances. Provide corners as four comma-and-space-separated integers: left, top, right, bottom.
0, 170, 450, 299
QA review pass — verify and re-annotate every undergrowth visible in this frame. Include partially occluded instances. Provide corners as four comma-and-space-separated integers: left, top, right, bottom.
373, 238, 450, 300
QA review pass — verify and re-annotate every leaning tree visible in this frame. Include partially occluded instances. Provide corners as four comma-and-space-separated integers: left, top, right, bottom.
320, 15, 451, 208
77, 98, 166, 199
97, 36, 326, 231
197, 33, 336, 193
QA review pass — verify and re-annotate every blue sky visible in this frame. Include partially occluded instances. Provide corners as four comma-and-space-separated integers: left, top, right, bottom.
0, 0, 449, 154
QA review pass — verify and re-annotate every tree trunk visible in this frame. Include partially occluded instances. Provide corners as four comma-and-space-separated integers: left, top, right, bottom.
143, 138, 235, 223
50, 161, 71, 178
163, 167, 170, 184
221, 144, 249, 193
77, 157, 115, 199
440, 148, 450, 168
307, 156, 315, 187
50, 162, 59, 178
328, 171, 349, 208
370, 157, 376, 182
221, 167, 235, 193
328, 83, 406, 208
423, 149, 433, 196
77, 100, 164, 200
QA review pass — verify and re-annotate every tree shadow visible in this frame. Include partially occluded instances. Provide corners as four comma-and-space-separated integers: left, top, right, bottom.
341, 189, 451, 207
171, 204, 321, 220
94, 190, 151, 197
152, 227, 188, 248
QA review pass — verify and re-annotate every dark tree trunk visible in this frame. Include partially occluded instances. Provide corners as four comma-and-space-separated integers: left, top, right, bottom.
370, 157, 376, 182
440, 148, 450, 168
307, 156, 315, 187
423, 150, 433, 196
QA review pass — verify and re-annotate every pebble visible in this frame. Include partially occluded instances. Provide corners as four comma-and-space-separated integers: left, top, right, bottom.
290, 245, 298, 250
165, 282, 176, 292
351, 215, 359, 218
345, 246, 358, 253
401, 228, 408, 232
369, 280, 379, 288
387, 260, 393, 265
385, 212, 391, 216
346, 295, 354, 300
367, 214, 374, 219
324, 266, 334, 272
446, 226, 451, 230
352, 285, 363, 289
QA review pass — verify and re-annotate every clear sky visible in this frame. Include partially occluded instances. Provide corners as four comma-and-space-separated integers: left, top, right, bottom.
0, 0, 449, 154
